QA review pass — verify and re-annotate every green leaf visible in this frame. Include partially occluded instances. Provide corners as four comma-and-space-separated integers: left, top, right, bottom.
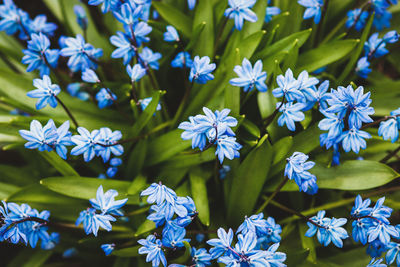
299, 222, 317, 264
124, 139, 147, 178
285, 249, 310, 267
21, 250, 52, 267
224, 48, 241, 116
189, 169, 210, 226
39, 151, 79, 177
239, 30, 266, 60
272, 136, 293, 165
161, 148, 216, 168
192, 0, 214, 57
113, 246, 140, 257
135, 220, 156, 237
152, 2, 192, 38
145, 129, 191, 166
130, 90, 164, 138
127, 175, 148, 196
186, 22, 206, 51
337, 13, 374, 83
266, 160, 400, 191
227, 135, 273, 223
256, 29, 312, 60
40, 177, 141, 204
297, 40, 359, 72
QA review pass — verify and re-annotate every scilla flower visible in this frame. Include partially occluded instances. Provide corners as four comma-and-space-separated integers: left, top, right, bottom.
163, 25, 180, 42
27, 75, 60, 110
224, 0, 258, 31
298, 0, 324, 24
230, 58, 268, 93
189, 56, 216, 84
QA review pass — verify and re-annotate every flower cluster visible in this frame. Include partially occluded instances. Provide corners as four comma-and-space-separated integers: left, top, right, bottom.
356, 31, 399, 79
76, 185, 127, 237
138, 183, 197, 266
346, 0, 398, 32
285, 152, 318, 195
179, 107, 241, 163
0, 201, 58, 249
272, 68, 327, 131
318, 84, 375, 164
0, 0, 57, 40
304, 195, 399, 264
207, 216, 286, 266
19, 120, 123, 163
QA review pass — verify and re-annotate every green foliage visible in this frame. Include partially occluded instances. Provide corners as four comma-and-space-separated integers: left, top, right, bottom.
0, 0, 400, 266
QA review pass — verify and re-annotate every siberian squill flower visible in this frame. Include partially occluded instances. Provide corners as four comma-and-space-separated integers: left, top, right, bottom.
230, 58, 268, 92
27, 75, 60, 110
224, 0, 258, 31
189, 56, 216, 84
298, 0, 324, 24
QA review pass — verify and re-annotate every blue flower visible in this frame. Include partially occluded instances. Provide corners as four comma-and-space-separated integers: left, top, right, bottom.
326, 85, 374, 128
178, 116, 208, 150
383, 30, 399, 44
191, 247, 212, 267
284, 152, 318, 194
224, 0, 258, 31
306, 212, 349, 248
215, 135, 242, 164
60, 34, 103, 72
71, 127, 101, 162
95, 88, 116, 109
277, 102, 306, 131
138, 235, 167, 267
101, 243, 115, 256
386, 228, 400, 265
140, 47, 162, 70
164, 25, 180, 42
0, 0, 28, 36
19, 120, 57, 152
89, 185, 128, 216
207, 228, 234, 259
304, 80, 330, 110
367, 240, 388, 258
74, 5, 88, 30
171, 52, 193, 68
162, 225, 190, 248
82, 69, 100, 83
127, 63, 147, 82
139, 97, 162, 113
364, 33, 388, 59
356, 57, 372, 78
189, 56, 216, 84
28, 15, 57, 37
96, 127, 124, 162
338, 127, 371, 154
113, 3, 142, 26
373, 10, 392, 31
298, 0, 324, 24
297, 70, 319, 100
346, 9, 369, 31
272, 68, 302, 102
41, 232, 59, 250
368, 258, 387, 267
378, 118, 399, 143
52, 120, 74, 159
106, 158, 123, 178
25, 210, 51, 248
22, 33, 59, 77
352, 218, 373, 245
75, 208, 116, 236
262, 243, 287, 267
88, 0, 119, 13
110, 31, 136, 65
230, 58, 267, 93
318, 110, 344, 139
265, 6, 281, 23
131, 22, 152, 46
187, 0, 197, 10
67, 83, 90, 101
27, 75, 60, 110
141, 182, 177, 205
237, 213, 269, 236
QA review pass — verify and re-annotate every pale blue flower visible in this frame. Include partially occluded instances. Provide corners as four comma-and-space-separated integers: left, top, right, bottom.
230, 58, 267, 92
27, 75, 60, 110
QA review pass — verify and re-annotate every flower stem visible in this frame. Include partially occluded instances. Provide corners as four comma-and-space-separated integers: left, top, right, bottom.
55, 96, 79, 128
255, 177, 289, 214
314, 0, 330, 48
213, 15, 230, 60
171, 81, 194, 128
380, 145, 400, 164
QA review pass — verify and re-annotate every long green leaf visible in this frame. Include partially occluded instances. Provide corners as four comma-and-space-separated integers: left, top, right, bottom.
227, 135, 273, 223
266, 160, 400, 191
40, 151, 79, 176
189, 169, 210, 226
297, 40, 359, 72
152, 2, 192, 38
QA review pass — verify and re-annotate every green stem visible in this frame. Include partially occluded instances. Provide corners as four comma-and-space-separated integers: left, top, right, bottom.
380, 145, 400, 164
314, 0, 330, 47
255, 177, 288, 214
213, 15, 230, 60
171, 81, 194, 128
55, 96, 79, 128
